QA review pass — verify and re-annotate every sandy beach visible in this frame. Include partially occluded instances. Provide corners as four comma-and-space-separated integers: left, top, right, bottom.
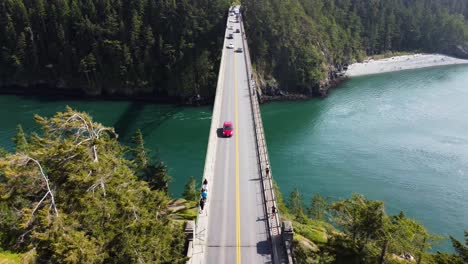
345, 54, 468, 77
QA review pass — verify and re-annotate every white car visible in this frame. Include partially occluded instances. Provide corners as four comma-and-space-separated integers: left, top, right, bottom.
227, 43, 234, 49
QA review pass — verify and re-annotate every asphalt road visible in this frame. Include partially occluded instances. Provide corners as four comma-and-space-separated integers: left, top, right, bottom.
203, 14, 272, 264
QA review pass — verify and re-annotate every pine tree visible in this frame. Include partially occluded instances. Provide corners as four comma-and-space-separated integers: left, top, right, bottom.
288, 187, 304, 218
308, 193, 328, 220
0, 108, 188, 263
13, 124, 28, 152
131, 129, 148, 168
182, 176, 198, 201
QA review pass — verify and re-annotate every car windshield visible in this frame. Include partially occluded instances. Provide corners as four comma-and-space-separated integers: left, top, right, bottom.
224, 125, 232, 130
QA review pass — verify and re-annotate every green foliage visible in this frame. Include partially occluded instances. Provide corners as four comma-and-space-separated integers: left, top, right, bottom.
294, 221, 328, 244
182, 176, 198, 201
450, 231, 468, 262
0, 108, 187, 263
330, 193, 386, 254
308, 193, 329, 220
432, 231, 468, 264
288, 187, 306, 220
129, 129, 171, 192
12, 125, 28, 153
0, 250, 23, 264
243, 0, 468, 95
0, 0, 231, 98
288, 191, 458, 264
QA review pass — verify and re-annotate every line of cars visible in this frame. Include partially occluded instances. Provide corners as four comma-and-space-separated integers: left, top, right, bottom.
221, 6, 242, 138
226, 14, 243, 53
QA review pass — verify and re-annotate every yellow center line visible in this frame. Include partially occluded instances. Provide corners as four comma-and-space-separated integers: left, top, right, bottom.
234, 42, 241, 264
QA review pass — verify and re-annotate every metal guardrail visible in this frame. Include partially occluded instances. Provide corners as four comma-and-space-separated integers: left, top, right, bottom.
239, 14, 289, 264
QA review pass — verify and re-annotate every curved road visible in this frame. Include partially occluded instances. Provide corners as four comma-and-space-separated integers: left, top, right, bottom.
203, 11, 272, 264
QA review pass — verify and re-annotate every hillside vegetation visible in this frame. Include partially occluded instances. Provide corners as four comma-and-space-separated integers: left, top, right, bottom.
0, 108, 188, 263
0, 0, 229, 99
1, 0, 468, 99
243, 0, 468, 96
277, 185, 468, 264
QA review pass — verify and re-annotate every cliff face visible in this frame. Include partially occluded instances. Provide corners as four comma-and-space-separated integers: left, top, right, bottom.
256, 63, 348, 102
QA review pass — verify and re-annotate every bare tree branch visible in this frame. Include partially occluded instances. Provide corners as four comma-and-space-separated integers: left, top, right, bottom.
18, 228, 35, 243
22, 156, 59, 218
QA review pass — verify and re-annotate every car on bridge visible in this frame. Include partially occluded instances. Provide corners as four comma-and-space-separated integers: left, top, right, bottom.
235, 29, 240, 33
227, 43, 234, 49
223, 121, 233, 137
235, 47, 243, 53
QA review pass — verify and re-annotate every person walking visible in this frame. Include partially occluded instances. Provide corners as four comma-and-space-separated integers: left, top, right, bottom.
202, 179, 208, 192
271, 205, 277, 219
265, 166, 270, 178
201, 190, 208, 201
199, 198, 205, 213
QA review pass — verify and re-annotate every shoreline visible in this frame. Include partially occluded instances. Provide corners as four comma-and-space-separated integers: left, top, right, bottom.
0, 86, 213, 106
345, 53, 468, 77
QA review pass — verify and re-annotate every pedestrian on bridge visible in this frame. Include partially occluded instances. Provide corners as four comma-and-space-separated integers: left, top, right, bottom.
202, 179, 208, 192
199, 198, 205, 212
271, 205, 277, 219
265, 166, 270, 178
201, 190, 208, 201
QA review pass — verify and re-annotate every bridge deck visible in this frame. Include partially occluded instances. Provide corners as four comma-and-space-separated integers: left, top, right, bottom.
189, 7, 289, 264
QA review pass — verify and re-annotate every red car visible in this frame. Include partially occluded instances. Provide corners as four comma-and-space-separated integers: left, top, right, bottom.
223, 121, 233, 137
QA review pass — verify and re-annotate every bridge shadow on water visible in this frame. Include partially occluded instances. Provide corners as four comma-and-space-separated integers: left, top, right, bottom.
113, 102, 181, 141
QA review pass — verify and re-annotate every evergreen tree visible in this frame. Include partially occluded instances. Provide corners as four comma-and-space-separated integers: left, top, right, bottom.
182, 176, 198, 201
308, 193, 328, 220
0, 108, 187, 263
288, 187, 305, 219
13, 124, 28, 152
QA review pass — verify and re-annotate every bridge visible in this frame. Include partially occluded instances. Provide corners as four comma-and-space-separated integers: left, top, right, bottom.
186, 6, 293, 264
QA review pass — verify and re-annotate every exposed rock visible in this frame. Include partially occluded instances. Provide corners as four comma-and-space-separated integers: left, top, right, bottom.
451, 44, 468, 59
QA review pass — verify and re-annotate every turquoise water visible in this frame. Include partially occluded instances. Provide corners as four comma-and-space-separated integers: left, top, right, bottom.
262, 64, 468, 251
1, 64, 467, 251
0, 98, 211, 197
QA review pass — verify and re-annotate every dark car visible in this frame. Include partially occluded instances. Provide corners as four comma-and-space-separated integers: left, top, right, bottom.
227, 33, 233, 39
235, 48, 243, 53
223, 121, 233, 137
235, 29, 240, 33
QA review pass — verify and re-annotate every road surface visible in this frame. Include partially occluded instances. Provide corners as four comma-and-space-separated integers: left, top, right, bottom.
203, 13, 272, 264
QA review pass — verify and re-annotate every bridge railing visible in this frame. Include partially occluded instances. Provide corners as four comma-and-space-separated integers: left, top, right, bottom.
239, 14, 288, 264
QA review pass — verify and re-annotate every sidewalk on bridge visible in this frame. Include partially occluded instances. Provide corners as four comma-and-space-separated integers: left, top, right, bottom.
187, 7, 231, 264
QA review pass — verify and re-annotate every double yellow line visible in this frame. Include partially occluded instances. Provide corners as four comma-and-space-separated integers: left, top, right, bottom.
234, 43, 241, 264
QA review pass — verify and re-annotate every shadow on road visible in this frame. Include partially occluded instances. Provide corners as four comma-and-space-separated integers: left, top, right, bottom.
216, 128, 224, 138
256, 239, 272, 256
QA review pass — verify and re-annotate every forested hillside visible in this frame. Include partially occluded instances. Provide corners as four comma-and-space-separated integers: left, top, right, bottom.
1, 0, 468, 99
243, 0, 468, 96
0, 0, 229, 99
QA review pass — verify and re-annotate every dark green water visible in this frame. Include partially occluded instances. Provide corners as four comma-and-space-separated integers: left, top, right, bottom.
262, 64, 468, 251
1, 64, 467, 251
